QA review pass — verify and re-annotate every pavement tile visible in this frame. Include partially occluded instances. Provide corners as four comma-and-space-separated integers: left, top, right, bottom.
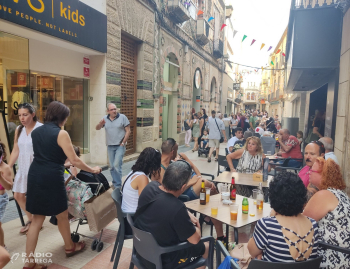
93, 229, 118, 245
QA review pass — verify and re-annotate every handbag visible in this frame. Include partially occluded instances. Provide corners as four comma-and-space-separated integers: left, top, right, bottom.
84, 187, 117, 232
214, 119, 224, 143
229, 243, 252, 269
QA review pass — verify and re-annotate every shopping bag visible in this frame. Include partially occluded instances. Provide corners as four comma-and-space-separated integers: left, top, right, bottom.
84, 188, 117, 232
218, 256, 235, 269
229, 243, 252, 269
66, 179, 93, 219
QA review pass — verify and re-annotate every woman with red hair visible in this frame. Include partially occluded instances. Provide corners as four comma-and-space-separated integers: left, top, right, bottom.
304, 157, 350, 269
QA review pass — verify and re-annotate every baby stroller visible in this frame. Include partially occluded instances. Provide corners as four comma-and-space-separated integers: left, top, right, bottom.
198, 141, 210, 157
66, 170, 110, 252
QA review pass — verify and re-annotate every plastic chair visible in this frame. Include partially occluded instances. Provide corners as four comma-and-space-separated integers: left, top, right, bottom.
110, 188, 134, 269
126, 214, 214, 269
247, 257, 322, 269
215, 240, 240, 269
217, 155, 230, 176
319, 241, 350, 255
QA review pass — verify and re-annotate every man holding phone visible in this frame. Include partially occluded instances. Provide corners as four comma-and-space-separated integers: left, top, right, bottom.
96, 103, 130, 188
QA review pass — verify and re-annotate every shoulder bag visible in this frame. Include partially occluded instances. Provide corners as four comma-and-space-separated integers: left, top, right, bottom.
214, 119, 224, 143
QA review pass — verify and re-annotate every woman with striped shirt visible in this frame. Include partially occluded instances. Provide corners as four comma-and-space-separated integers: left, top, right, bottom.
248, 172, 319, 262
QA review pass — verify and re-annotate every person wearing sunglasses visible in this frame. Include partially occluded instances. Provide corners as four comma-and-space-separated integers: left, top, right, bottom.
298, 141, 325, 189
8, 103, 43, 234
303, 157, 350, 269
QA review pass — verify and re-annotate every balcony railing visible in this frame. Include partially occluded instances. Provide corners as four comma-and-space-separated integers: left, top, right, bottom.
167, 0, 191, 24
213, 39, 224, 58
196, 19, 213, 46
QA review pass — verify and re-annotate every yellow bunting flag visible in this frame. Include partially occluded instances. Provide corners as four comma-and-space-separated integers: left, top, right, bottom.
260, 44, 265, 50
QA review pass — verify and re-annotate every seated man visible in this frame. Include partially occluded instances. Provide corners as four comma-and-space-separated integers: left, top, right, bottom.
231, 131, 253, 153
275, 129, 303, 168
227, 127, 243, 153
319, 137, 339, 164
160, 138, 226, 243
134, 161, 209, 269
160, 138, 215, 200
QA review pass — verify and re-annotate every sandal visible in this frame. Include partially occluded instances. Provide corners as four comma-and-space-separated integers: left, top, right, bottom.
23, 263, 47, 269
65, 241, 86, 257
20, 221, 32, 234
215, 158, 218, 162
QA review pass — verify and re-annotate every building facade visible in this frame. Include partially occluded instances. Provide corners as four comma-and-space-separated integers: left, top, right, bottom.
285, 0, 350, 192
0, 0, 108, 165
105, 0, 228, 158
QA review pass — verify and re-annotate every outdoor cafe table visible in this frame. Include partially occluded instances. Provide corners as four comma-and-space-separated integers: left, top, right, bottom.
185, 194, 271, 246
214, 171, 272, 188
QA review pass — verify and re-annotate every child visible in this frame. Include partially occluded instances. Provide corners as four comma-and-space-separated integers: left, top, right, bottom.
0, 142, 14, 249
297, 131, 303, 145
201, 130, 209, 148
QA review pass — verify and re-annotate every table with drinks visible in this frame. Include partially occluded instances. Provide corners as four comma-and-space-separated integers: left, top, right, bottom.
214, 171, 272, 188
185, 180, 271, 246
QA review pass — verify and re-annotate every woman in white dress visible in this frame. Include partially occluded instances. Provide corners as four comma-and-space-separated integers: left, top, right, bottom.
8, 103, 42, 234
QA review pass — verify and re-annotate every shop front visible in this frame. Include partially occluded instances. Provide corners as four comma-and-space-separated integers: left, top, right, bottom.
0, 0, 107, 164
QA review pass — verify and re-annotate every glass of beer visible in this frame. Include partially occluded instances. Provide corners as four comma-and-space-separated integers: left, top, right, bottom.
211, 206, 218, 215
230, 204, 239, 221
205, 188, 210, 203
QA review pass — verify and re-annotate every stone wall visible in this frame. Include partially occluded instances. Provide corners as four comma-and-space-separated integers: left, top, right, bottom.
335, 8, 350, 195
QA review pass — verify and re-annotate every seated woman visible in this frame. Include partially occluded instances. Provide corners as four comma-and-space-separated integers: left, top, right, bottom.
303, 157, 350, 269
122, 147, 161, 213
248, 172, 319, 262
226, 137, 269, 197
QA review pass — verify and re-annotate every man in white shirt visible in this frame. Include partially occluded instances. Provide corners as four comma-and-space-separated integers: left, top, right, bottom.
319, 137, 339, 165
227, 127, 243, 153
207, 111, 227, 162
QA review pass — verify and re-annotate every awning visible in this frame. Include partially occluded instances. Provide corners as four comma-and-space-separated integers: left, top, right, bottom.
260, 99, 266, 104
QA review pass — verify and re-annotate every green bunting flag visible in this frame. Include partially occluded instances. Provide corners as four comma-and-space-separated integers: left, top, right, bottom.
271, 61, 274, 65
242, 35, 247, 42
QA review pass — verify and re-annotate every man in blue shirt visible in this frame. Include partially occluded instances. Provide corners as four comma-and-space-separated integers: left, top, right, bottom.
96, 103, 130, 188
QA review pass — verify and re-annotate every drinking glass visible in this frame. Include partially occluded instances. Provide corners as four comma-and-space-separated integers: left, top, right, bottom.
230, 204, 239, 221
211, 206, 218, 215
205, 188, 210, 203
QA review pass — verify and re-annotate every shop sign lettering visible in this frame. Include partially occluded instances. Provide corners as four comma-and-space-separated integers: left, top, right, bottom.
0, 0, 106, 52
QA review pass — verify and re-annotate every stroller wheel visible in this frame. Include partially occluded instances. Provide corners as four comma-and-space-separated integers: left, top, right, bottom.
97, 242, 104, 252
71, 233, 80, 243
91, 239, 99, 251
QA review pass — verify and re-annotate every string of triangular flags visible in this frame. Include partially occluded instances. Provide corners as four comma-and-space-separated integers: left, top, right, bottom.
196, 10, 227, 31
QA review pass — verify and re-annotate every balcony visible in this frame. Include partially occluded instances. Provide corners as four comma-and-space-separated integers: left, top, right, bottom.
196, 19, 213, 46
213, 39, 224, 59
285, 0, 342, 93
167, 0, 191, 24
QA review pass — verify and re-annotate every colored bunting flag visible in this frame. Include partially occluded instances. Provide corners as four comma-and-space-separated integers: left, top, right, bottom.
197, 10, 204, 15
276, 49, 281, 54
251, 39, 256, 46
261, 67, 264, 71
242, 35, 247, 42
271, 61, 274, 65
260, 44, 265, 50
233, 30, 238, 39
282, 52, 286, 57
184, 1, 191, 6
267, 46, 272, 52
221, 24, 227, 31
208, 17, 214, 22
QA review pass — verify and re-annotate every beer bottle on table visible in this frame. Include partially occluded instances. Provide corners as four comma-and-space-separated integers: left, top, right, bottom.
242, 198, 249, 214
200, 180, 206, 205
230, 177, 236, 201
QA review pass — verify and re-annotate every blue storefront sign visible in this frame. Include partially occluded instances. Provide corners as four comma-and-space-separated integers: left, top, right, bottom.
0, 0, 107, 53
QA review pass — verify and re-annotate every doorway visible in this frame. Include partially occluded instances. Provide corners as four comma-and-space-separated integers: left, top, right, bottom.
192, 69, 202, 113
162, 53, 179, 141
121, 35, 137, 155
